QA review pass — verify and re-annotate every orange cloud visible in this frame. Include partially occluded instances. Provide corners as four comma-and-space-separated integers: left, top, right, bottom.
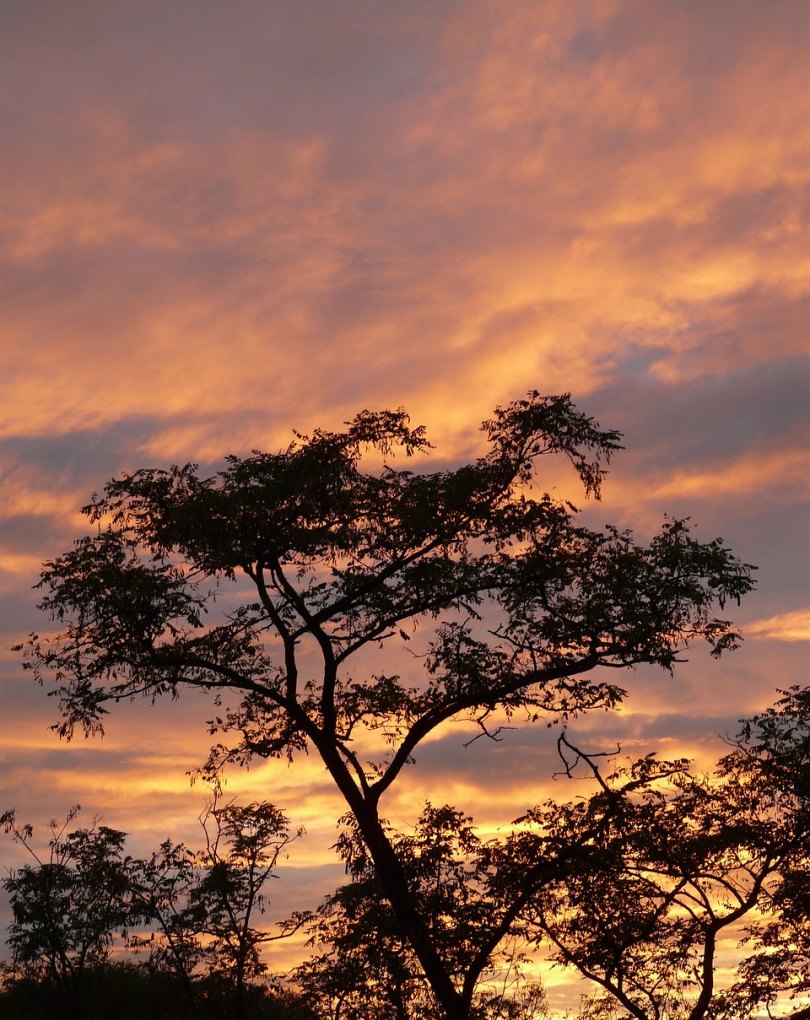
645, 447, 809, 502
2, 1, 807, 459
746, 608, 810, 642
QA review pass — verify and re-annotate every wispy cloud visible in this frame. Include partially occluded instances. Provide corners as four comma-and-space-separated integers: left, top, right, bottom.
746, 608, 810, 642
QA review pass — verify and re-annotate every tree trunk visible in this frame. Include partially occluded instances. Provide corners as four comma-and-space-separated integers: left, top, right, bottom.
313, 734, 469, 1019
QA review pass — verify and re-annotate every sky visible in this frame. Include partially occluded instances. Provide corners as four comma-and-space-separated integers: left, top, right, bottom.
1, 0, 809, 1008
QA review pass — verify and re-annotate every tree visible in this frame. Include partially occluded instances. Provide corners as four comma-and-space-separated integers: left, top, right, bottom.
18, 392, 755, 1020
127, 835, 205, 1017
710, 686, 810, 1020
190, 793, 305, 1020
295, 690, 809, 1020
127, 791, 304, 1020
506, 688, 810, 1020
0, 807, 133, 1020
295, 804, 546, 1020
1, 796, 303, 1020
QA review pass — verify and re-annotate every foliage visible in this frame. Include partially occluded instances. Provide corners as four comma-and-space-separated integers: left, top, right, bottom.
127, 834, 205, 1015
1, 795, 301, 1020
127, 792, 303, 1020
188, 794, 306, 1019
17, 393, 756, 1019
0, 808, 132, 1019
508, 688, 810, 1020
295, 690, 809, 1020
295, 804, 546, 1020
709, 686, 810, 1020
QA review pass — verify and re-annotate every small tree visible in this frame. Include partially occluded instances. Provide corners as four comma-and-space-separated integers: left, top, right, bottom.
711, 686, 810, 1020
191, 794, 305, 1020
127, 792, 303, 1019
18, 393, 755, 1019
0, 807, 133, 1020
509, 689, 810, 1020
128, 835, 205, 1017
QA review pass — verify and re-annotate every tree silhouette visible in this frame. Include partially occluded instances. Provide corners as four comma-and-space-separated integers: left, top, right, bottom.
295, 690, 808, 1018
190, 794, 306, 1020
126, 791, 304, 1019
1, 794, 304, 1020
128, 835, 205, 1017
295, 804, 545, 1019
710, 687, 810, 1020
17, 393, 755, 1019
487, 688, 809, 1020
0, 808, 132, 1020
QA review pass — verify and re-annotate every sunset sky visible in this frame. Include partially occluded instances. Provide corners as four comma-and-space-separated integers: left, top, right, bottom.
1, 1, 808, 1008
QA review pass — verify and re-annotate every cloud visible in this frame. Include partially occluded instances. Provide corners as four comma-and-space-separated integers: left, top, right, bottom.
2, 0, 807, 456
746, 607, 810, 642
629, 446, 809, 504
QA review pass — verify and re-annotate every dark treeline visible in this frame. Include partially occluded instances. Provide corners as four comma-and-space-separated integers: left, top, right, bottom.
0, 966, 313, 1020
